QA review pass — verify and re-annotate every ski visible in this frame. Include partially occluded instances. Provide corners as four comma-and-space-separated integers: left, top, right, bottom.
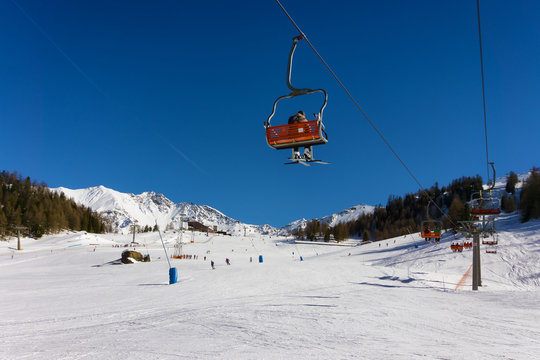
284, 158, 329, 166
284, 159, 310, 166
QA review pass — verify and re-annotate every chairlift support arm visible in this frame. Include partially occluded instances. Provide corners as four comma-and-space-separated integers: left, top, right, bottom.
265, 35, 328, 128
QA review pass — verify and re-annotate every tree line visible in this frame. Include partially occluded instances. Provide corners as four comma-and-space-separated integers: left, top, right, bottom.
294, 167, 540, 242
0, 170, 110, 238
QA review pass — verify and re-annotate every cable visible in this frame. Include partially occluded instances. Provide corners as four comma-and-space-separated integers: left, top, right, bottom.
476, 0, 491, 184
274, 0, 458, 229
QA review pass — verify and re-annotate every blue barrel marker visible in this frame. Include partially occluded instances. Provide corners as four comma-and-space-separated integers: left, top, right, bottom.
169, 267, 178, 284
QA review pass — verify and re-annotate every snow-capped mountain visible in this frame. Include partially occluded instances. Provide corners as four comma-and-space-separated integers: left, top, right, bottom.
281, 204, 376, 233
53, 186, 279, 236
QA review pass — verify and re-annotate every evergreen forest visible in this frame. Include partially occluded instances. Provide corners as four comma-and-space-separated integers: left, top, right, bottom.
0, 171, 109, 238
298, 168, 540, 242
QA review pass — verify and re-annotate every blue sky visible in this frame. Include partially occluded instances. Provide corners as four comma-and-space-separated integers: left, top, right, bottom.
1, 0, 539, 227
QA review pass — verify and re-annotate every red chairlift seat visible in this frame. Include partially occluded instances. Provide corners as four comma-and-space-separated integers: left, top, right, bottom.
450, 243, 464, 252
266, 119, 328, 150
482, 239, 498, 246
421, 229, 442, 239
471, 208, 501, 215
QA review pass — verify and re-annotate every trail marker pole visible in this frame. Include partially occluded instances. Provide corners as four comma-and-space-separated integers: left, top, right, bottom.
472, 232, 480, 290
157, 223, 177, 284
14, 226, 28, 251
130, 221, 139, 245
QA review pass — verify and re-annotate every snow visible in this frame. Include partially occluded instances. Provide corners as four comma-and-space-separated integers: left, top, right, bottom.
52, 186, 377, 237
1, 212, 539, 359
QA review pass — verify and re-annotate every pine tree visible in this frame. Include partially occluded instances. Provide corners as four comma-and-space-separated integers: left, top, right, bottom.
324, 228, 331, 241
501, 193, 516, 213
505, 172, 519, 194
519, 167, 540, 222
362, 230, 370, 242
444, 197, 469, 230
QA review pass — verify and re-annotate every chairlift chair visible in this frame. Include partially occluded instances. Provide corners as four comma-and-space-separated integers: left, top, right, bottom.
469, 163, 501, 215
265, 35, 328, 165
420, 221, 442, 242
482, 233, 499, 246
470, 190, 501, 215
450, 242, 464, 252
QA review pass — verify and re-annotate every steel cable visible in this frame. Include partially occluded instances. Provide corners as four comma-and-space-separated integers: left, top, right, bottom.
476, 0, 491, 184
274, 0, 459, 229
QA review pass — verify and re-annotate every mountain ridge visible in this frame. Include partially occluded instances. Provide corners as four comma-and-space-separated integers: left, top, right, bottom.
52, 185, 374, 235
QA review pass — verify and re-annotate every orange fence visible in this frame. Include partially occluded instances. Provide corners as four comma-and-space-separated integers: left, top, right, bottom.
455, 264, 473, 291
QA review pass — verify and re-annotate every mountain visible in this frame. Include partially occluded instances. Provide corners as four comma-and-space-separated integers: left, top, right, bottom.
52, 186, 279, 236
281, 204, 376, 233
53, 171, 532, 237
53, 186, 377, 236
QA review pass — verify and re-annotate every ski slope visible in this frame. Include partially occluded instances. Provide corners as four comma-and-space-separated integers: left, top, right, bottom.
1, 213, 539, 359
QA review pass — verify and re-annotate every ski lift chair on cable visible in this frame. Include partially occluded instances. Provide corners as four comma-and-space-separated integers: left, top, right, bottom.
469, 163, 501, 215
420, 220, 442, 242
470, 190, 501, 215
420, 201, 442, 242
264, 35, 328, 166
485, 246, 497, 254
450, 242, 464, 252
482, 234, 498, 246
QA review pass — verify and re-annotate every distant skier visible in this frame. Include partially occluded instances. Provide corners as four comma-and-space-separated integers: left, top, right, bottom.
211, 260, 215, 270
226, 258, 230, 265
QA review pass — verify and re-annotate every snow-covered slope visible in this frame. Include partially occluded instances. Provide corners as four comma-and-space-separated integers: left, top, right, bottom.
53, 186, 278, 236
1, 210, 539, 359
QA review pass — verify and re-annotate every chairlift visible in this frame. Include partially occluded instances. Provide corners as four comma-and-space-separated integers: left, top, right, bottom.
420, 201, 442, 242
482, 233, 499, 246
421, 220, 442, 242
469, 163, 501, 215
470, 190, 501, 215
482, 238, 498, 246
264, 35, 328, 165
450, 242, 464, 253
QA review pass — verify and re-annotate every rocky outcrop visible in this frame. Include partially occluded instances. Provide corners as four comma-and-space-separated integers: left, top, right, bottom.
121, 250, 150, 264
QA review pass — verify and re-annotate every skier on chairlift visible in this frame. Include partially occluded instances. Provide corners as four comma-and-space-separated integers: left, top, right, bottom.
288, 110, 311, 160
